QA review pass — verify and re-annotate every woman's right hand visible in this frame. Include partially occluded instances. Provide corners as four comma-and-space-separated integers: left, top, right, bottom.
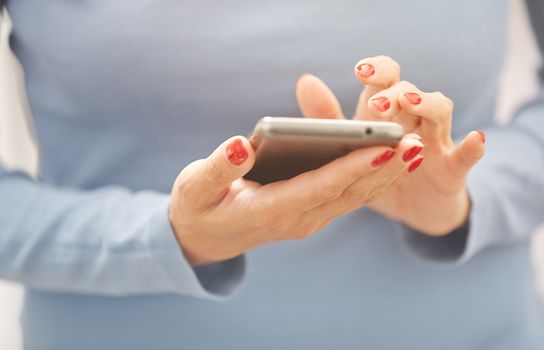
169, 134, 423, 266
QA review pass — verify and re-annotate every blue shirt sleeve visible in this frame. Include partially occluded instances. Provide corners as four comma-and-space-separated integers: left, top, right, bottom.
0, 0, 236, 300
398, 0, 544, 264
0, 168, 245, 299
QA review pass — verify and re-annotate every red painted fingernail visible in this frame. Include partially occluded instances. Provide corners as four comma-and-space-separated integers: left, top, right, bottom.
371, 149, 396, 167
356, 63, 375, 78
402, 145, 423, 162
477, 130, 486, 144
408, 157, 424, 173
226, 139, 248, 165
403, 92, 422, 105
371, 96, 391, 112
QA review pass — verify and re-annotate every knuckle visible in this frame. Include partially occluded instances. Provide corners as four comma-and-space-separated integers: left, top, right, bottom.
206, 156, 225, 181
348, 165, 369, 180
260, 215, 290, 235
316, 184, 341, 202
340, 182, 387, 208
398, 80, 417, 90
432, 90, 447, 100
365, 187, 384, 203
432, 91, 454, 114
340, 189, 367, 206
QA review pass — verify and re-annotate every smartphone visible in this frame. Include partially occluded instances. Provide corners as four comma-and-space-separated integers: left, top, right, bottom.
244, 117, 404, 184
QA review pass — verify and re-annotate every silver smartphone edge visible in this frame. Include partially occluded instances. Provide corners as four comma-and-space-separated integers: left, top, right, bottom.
253, 116, 404, 141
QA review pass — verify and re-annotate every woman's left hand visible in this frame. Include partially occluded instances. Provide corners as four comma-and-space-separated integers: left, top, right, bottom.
296, 56, 486, 236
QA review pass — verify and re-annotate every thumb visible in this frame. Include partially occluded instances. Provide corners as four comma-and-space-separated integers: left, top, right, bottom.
175, 136, 256, 209
448, 130, 486, 178
296, 73, 344, 119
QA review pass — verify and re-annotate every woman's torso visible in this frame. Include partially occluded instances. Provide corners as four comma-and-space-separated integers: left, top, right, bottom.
6, 0, 544, 349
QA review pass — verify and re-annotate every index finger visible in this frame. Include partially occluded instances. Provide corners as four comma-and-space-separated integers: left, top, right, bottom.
354, 55, 401, 120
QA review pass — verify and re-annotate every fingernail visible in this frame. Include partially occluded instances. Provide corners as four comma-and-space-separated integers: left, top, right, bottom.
371, 96, 391, 112
408, 157, 424, 173
477, 130, 486, 144
356, 63, 375, 78
402, 145, 423, 162
403, 92, 422, 105
371, 149, 396, 167
226, 139, 248, 165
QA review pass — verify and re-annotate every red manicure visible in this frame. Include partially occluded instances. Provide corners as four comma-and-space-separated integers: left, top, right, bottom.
371, 96, 391, 112
477, 130, 486, 144
226, 139, 248, 165
402, 146, 423, 162
408, 157, 424, 173
403, 92, 422, 105
371, 149, 396, 167
356, 63, 375, 78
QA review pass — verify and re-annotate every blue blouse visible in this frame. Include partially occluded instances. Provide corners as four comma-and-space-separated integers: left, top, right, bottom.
1, 0, 544, 349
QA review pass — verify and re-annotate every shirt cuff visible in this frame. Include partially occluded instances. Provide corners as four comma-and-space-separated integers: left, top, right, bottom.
145, 199, 246, 300
396, 190, 489, 266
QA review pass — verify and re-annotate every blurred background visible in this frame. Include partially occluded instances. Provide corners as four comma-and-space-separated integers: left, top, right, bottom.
0, 0, 543, 348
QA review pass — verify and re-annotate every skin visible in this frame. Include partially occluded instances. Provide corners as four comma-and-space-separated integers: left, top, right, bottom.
169, 55, 484, 266
169, 128, 423, 266
296, 55, 486, 236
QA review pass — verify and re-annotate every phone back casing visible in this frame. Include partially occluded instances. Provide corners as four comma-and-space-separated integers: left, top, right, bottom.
244, 117, 404, 184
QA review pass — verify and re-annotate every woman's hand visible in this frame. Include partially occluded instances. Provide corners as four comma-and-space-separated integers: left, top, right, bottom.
296, 56, 485, 236
169, 133, 423, 266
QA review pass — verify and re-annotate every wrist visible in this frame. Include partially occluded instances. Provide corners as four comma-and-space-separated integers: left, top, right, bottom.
409, 189, 471, 237
168, 205, 209, 266
168, 203, 251, 267
441, 189, 471, 235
